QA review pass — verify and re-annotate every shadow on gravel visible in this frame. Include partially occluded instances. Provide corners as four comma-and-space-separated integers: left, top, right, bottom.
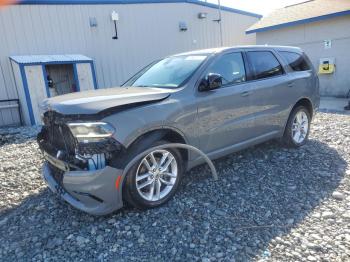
319, 109, 350, 116
1, 139, 347, 261
0, 129, 37, 147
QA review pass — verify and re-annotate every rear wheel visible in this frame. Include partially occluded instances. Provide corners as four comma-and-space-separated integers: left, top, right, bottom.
283, 106, 311, 147
123, 141, 183, 209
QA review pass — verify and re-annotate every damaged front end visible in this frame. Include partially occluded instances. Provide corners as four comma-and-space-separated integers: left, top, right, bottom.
38, 111, 123, 171
37, 110, 125, 215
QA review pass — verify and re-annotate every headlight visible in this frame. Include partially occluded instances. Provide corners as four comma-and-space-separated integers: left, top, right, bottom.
68, 122, 115, 142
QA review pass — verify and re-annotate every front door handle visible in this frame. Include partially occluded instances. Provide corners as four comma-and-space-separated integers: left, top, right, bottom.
241, 91, 252, 97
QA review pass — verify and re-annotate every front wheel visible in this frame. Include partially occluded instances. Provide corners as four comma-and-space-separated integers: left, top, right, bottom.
283, 106, 311, 148
123, 141, 183, 209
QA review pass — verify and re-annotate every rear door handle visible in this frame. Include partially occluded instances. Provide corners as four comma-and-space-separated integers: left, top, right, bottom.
287, 82, 294, 88
241, 91, 252, 97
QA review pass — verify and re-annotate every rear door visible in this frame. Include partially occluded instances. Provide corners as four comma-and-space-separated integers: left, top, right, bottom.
244, 50, 293, 136
278, 51, 317, 102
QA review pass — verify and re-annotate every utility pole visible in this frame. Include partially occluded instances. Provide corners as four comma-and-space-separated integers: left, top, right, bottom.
209, 0, 224, 46
218, 0, 224, 46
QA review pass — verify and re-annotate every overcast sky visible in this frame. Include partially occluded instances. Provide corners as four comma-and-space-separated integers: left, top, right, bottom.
207, 0, 306, 16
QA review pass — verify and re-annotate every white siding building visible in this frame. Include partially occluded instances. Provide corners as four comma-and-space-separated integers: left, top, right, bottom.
246, 0, 350, 98
0, 0, 261, 126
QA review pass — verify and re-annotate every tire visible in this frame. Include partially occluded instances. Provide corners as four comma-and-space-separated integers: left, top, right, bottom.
283, 106, 311, 148
123, 140, 183, 209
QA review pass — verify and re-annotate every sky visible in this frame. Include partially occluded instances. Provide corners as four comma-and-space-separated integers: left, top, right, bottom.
207, 0, 307, 16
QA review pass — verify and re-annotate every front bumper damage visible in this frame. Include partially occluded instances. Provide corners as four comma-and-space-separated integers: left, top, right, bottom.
41, 140, 219, 215
42, 159, 124, 216
38, 110, 126, 215
38, 111, 219, 215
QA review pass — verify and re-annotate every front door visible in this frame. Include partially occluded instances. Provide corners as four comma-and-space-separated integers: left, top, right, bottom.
195, 52, 256, 154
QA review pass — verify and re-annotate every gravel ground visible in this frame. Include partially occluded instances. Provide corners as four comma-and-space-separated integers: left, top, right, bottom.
0, 112, 349, 262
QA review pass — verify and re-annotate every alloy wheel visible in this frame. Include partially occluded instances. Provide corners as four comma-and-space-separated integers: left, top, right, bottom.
292, 111, 309, 144
135, 149, 178, 202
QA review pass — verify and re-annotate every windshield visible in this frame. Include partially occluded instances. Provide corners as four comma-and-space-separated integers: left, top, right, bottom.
124, 55, 207, 88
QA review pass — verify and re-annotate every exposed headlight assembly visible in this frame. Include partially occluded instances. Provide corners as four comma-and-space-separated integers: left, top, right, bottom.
68, 122, 115, 142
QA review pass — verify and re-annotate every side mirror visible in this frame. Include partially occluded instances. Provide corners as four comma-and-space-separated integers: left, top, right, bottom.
198, 73, 223, 92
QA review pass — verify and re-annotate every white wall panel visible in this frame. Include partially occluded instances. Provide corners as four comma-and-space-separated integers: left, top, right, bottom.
11, 61, 30, 125
76, 63, 95, 91
0, 2, 259, 126
25, 65, 47, 124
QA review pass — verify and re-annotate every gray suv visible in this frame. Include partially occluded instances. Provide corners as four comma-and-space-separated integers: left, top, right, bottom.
38, 46, 320, 215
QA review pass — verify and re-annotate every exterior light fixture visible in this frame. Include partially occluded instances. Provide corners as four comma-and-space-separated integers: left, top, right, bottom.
89, 17, 98, 27
198, 12, 207, 19
179, 21, 188, 31
111, 11, 119, 39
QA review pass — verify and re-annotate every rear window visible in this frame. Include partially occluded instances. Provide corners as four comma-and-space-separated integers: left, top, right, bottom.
246, 51, 284, 80
279, 51, 310, 72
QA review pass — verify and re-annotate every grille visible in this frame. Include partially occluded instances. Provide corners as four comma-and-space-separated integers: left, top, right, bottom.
38, 111, 123, 169
39, 111, 77, 156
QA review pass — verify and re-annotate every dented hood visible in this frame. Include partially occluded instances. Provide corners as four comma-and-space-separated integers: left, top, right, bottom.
41, 86, 172, 115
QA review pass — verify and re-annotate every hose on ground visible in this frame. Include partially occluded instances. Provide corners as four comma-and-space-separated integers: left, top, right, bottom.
121, 143, 218, 181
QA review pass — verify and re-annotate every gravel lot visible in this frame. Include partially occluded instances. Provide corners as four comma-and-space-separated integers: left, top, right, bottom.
0, 112, 349, 261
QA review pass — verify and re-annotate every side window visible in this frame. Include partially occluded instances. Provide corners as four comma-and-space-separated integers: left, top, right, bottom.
207, 52, 246, 86
279, 51, 310, 71
247, 51, 284, 80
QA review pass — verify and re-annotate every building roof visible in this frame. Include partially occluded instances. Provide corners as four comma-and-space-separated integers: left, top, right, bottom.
10, 54, 93, 65
18, 0, 262, 18
246, 0, 350, 34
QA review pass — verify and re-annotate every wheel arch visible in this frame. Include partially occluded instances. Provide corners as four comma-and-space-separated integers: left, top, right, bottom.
283, 97, 314, 135
122, 127, 189, 168
293, 98, 314, 119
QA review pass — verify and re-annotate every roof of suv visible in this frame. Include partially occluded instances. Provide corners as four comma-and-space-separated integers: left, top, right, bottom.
174, 45, 303, 56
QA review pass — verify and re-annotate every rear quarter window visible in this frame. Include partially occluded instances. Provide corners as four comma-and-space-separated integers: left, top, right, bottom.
279, 51, 311, 71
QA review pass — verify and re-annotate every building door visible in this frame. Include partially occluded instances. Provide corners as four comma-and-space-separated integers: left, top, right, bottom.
45, 64, 77, 97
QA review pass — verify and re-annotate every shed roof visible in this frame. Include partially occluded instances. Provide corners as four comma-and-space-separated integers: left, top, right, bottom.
18, 0, 262, 18
10, 54, 93, 65
246, 0, 350, 34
